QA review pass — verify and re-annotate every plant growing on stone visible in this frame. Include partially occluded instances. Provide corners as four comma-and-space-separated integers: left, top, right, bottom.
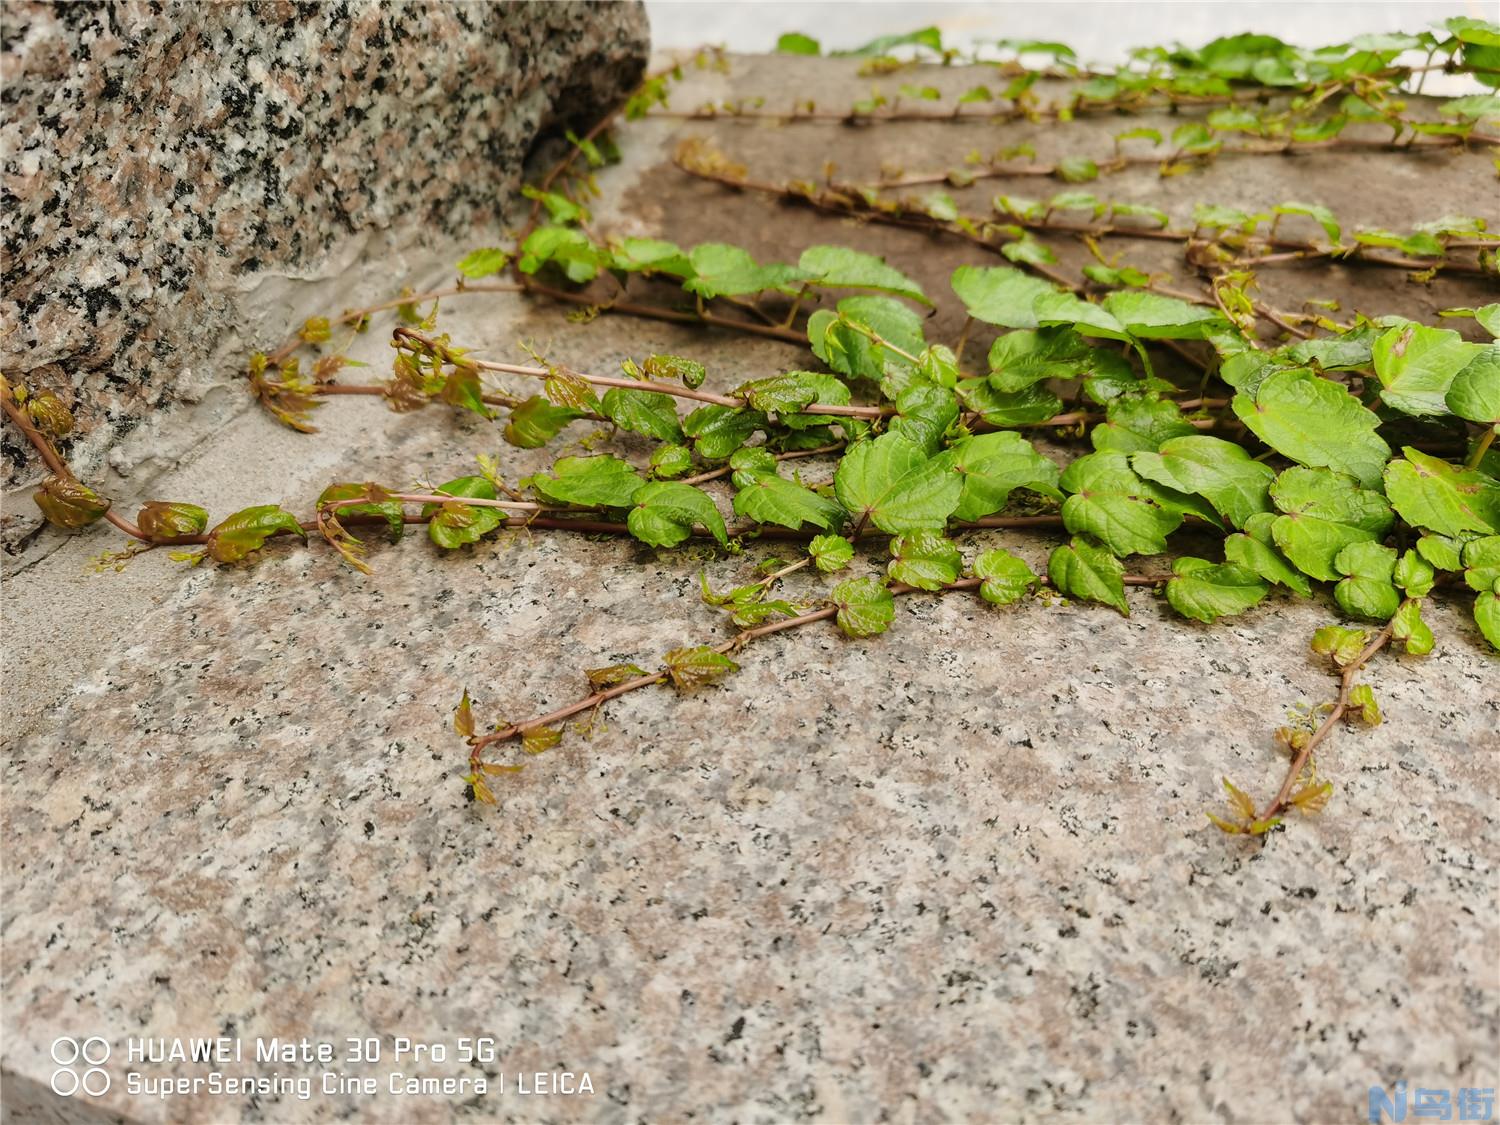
9, 23, 1498, 834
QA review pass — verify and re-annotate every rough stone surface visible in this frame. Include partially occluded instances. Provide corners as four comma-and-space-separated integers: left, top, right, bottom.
0, 0, 648, 531
3, 50, 1498, 1125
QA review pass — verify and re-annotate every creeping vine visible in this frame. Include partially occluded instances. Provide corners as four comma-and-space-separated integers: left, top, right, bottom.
9, 24, 1499, 837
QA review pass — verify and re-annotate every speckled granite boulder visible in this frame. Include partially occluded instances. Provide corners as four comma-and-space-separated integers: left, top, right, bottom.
0, 0, 647, 522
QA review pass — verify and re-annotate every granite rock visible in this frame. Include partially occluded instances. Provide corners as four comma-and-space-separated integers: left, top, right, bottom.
3, 45, 1498, 1125
0, 0, 648, 536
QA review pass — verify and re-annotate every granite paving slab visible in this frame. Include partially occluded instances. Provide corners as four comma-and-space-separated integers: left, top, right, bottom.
3, 49, 1497, 1125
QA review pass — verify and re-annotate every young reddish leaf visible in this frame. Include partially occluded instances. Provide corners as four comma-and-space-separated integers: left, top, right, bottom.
137, 501, 210, 541
663, 646, 740, 690
33, 475, 109, 529
205, 505, 307, 563
586, 664, 650, 690
454, 690, 475, 738
521, 725, 563, 754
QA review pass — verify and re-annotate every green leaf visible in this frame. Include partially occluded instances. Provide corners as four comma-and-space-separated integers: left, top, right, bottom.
1224, 529, 1312, 597
1447, 17, 1500, 88
1232, 368, 1390, 488
735, 370, 850, 416
939, 431, 1063, 520
1391, 599, 1435, 655
810, 296, 925, 382
663, 646, 740, 690
628, 482, 728, 548
1417, 532, 1467, 572
1475, 588, 1500, 650
831, 576, 895, 637
423, 477, 503, 550
1060, 451, 1183, 556
1440, 93, 1500, 119
809, 533, 854, 573
1166, 557, 1269, 622
1048, 537, 1129, 615
1055, 156, 1099, 183
916, 345, 960, 390
1383, 447, 1500, 537
924, 192, 959, 221
136, 500, 211, 541
776, 31, 821, 55
889, 383, 959, 455
601, 386, 682, 442
681, 405, 765, 460
504, 395, 583, 449
1099, 291, 1230, 340
833, 433, 963, 534
1372, 323, 1482, 416
525, 455, 644, 509
610, 239, 694, 279
950, 266, 1059, 329
1393, 549, 1437, 598
732, 472, 845, 532
1268, 466, 1394, 581
1475, 304, 1500, 339
516, 226, 603, 283
649, 443, 694, 479
456, 247, 510, 278
1110, 201, 1170, 228
1091, 394, 1196, 453
1463, 535, 1500, 592
798, 246, 929, 304
1278, 330, 1381, 380
683, 243, 803, 298
522, 186, 586, 224
1311, 624, 1371, 667
316, 484, 403, 541
643, 353, 707, 389
987, 327, 1131, 393
1347, 683, 1382, 726
956, 380, 1063, 427
437, 364, 493, 419
842, 26, 943, 57
1333, 541, 1401, 621
1032, 290, 1130, 342
1272, 202, 1341, 244
888, 531, 961, 590
1446, 344, 1500, 425
205, 504, 305, 563
1130, 435, 1275, 529
972, 548, 1038, 605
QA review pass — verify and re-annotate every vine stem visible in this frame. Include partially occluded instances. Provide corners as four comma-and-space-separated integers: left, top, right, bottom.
265, 282, 523, 367
1467, 428, 1496, 470
854, 132, 1500, 187
470, 571, 1169, 751
0, 388, 149, 542
1258, 612, 1400, 821
678, 442, 844, 486
677, 159, 1499, 281
518, 277, 809, 344
393, 327, 894, 418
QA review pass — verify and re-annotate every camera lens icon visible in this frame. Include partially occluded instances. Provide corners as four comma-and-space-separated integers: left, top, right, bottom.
50, 1037, 110, 1097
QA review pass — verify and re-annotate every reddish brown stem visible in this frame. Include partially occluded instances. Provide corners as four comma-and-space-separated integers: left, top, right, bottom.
471, 570, 1170, 750
1258, 613, 1399, 821
395, 327, 893, 418
1, 389, 149, 541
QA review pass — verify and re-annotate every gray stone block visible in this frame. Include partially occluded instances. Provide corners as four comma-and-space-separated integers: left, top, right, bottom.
1, 0, 648, 538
